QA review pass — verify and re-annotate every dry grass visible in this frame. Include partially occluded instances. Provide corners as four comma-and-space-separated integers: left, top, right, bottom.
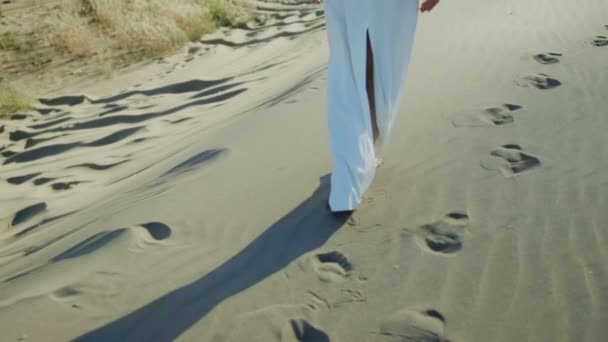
46, 0, 248, 57
0, 82, 31, 118
49, 16, 98, 58
205, 0, 247, 27
0, 0, 248, 105
94, 49, 116, 79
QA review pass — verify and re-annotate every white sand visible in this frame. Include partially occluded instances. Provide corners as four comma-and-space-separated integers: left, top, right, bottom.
1, 0, 607, 341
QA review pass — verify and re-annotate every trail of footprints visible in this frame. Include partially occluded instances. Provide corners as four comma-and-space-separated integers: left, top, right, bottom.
448, 25, 608, 250
469, 25, 608, 177
362, 23, 607, 342
453, 25, 605, 131
283, 244, 450, 341
300, 218, 455, 339
67, 19, 608, 342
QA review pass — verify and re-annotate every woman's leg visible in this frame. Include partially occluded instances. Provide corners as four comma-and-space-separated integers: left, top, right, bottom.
367, 0, 419, 145
325, 0, 377, 212
366, 31, 379, 143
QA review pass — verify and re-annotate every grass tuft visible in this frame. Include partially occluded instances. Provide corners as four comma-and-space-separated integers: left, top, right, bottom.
0, 32, 18, 50
0, 82, 32, 118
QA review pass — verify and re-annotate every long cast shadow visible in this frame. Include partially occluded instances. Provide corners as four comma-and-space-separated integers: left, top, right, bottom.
76, 175, 347, 341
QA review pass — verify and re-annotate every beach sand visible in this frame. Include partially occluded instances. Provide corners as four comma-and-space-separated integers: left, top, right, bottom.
1, 0, 607, 340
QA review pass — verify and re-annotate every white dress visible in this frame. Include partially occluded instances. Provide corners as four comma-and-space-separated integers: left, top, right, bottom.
325, 0, 419, 211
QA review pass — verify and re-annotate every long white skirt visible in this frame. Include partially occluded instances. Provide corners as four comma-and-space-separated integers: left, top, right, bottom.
325, 0, 419, 211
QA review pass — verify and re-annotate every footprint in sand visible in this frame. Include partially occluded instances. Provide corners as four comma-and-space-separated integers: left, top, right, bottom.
226, 304, 328, 342
362, 189, 389, 205
53, 222, 172, 262
51, 286, 81, 302
312, 251, 353, 282
290, 319, 331, 342
592, 36, 608, 47
139, 222, 172, 241
415, 213, 469, 255
5, 202, 48, 227
534, 52, 562, 64
373, 307, 449, 342
1, 222, 171, 308
49, 272, 127, 314
481, 144, 541, 177
451, 104, 523, 127
518, 73, 562, 90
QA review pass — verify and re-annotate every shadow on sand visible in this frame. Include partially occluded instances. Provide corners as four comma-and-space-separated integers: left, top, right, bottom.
76, 175, 348, 341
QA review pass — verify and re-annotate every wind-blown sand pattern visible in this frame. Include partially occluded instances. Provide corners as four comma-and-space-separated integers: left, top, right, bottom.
1, 0, 608, 341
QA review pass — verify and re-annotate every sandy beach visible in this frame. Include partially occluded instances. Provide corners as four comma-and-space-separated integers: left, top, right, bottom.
1, 0, 608, 340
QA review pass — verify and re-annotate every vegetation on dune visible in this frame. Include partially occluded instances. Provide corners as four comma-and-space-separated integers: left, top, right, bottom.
47, 0, 249, 57
0, 82, 31, 118
0, 0, 249, 104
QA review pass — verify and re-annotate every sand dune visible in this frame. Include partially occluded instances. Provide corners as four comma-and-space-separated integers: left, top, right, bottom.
1, 0, 608, 341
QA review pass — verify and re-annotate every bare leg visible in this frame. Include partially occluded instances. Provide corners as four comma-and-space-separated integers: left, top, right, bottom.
366, 32, 379, 143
